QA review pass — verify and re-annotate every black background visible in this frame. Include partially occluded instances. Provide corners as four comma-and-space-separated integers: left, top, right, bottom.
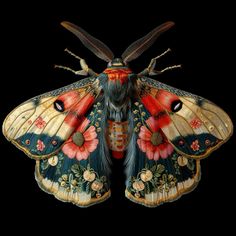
1, 0, 235, 231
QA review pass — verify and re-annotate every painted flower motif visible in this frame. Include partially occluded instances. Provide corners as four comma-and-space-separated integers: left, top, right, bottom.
48, 155, 58, 166
132, 180, 145, 191
36, 139, 45, 151
62, 174, 68, 181
137, 117, 174, 160
62, 118, 99, 160
91, 180, 103, 191
190, 118, 202, 129
177, 156, 188, 166
35, 116, 46, 129
191, 140, 200, 151
140, 170, 153, 182
83, 170, 96, 182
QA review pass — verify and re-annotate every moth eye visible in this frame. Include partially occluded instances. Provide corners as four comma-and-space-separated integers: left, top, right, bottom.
171, 100, 183, 112
54, 100, 65, 112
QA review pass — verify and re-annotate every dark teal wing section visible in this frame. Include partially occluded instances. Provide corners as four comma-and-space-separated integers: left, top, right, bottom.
35, 98, 111, 207
125, 98, 201, 207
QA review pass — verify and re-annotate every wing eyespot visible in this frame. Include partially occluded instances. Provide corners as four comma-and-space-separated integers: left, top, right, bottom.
54, 100, 65, 112
171, 100, 183, 112
25, 139, 30, 145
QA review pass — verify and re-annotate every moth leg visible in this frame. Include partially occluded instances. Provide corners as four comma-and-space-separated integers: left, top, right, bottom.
157, 64, 182, 74
138, 48, 181, 76
54, 48, 97, 76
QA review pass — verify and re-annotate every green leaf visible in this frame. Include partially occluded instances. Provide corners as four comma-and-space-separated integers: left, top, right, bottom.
75, 173, 82, 178
69, 174, 73, 183
145, 182, 151, 194
150, 179, 156, 189
91, 191, 96, 198
156, 164, 165, 174
100, 176, 107, 182
41, 161, 49, 170
71, 164, 79, 173
154, 173, 161, 178
150, 164, 157, 173
86, 182, 91, 194
187, 160, 195, 171
162, 174, 167, 182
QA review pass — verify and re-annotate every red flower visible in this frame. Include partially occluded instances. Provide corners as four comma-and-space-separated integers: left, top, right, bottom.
62, 118, 99, 160
191, 140, 200, 151
190, 118, 202, 129
35, 117, 46, 129
37, 140, 45, 151
137, 117, 174, 160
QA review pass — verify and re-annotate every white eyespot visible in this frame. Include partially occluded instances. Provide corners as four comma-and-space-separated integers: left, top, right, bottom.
174, 103, 181, 110
56, 103, 62, 110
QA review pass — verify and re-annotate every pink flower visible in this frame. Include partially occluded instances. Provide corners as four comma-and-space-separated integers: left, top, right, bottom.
35, 117, 46, 129
37, 140, 45, 151
62, 118, 99, 161
190, 118, 202, 129
137, 117, 174, 160
191, 140, 200, 151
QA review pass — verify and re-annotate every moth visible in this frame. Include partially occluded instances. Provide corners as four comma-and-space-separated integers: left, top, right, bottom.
3, 21, 233, 207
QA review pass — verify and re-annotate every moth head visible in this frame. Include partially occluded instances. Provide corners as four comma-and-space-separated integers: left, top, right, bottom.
107, 58, 127, 68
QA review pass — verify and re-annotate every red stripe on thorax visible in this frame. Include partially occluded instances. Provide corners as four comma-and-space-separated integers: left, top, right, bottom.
104, 68, 132, 84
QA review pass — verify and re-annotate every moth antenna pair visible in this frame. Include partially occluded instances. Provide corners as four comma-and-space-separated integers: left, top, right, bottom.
56, 22, 181, 77
60, 21, 175, 63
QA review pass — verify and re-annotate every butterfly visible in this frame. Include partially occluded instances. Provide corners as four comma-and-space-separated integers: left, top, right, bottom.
2, 21, 233, 207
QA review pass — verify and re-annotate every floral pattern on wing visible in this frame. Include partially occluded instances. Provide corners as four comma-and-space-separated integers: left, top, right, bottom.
190, 118, 202, 129
62, 117, 99, 161
191, 140, 200, 151
137, 116, 174, 160
56, 164, 109, 198
36, 140, 45, 151
35, 116, 46, 129
127, 163, 179, 198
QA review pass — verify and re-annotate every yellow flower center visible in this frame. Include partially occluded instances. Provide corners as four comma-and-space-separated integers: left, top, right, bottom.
151, 132, 163, 146
72, 132, 85, 146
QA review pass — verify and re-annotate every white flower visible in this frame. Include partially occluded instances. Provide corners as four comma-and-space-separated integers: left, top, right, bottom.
91, 181, 103, 191
48, 156, 58, 166
83, 170, 96, 182
132, 180, 145, 191
177, 156, 188, 166
140, 170, 153, 182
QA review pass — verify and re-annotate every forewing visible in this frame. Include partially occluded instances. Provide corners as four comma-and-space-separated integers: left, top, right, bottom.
3, 77, 101, 160
137, 77, 233, 159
